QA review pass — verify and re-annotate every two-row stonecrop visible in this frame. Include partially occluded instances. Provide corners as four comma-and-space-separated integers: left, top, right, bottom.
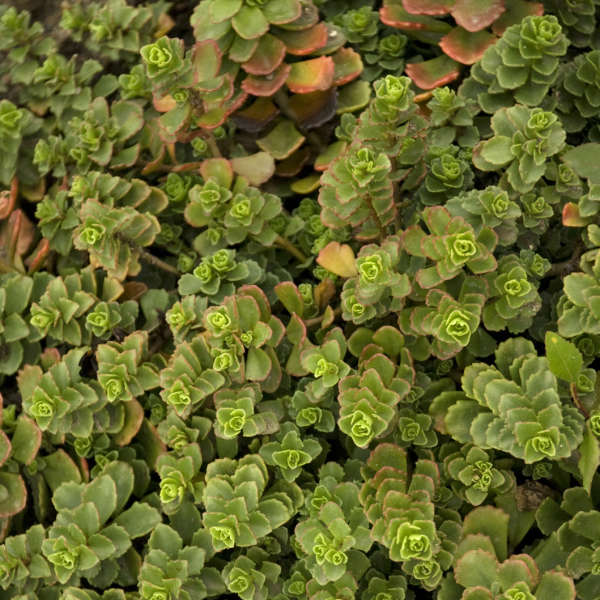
2, 1, 600, 599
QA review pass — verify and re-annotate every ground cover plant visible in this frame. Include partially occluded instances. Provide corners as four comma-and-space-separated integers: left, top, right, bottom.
2, 0, 600, 598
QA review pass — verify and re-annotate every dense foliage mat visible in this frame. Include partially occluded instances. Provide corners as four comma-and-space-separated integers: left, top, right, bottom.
2, 0, 600, 599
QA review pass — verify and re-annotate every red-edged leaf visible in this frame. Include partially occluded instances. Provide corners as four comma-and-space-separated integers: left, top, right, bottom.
231, 152, 276, 185
275, 1, 319, 30
380, 3, 452, 31
337, 80, 371, 113
200, 158, 234, 188
402, 0, 452, 15
0, 177, 17, 219
288, 88, 337, 130
405, 55, 461, 89
198, 90, 248, 129
332, 47, 363, 86
492, 0, 543, 35
257, 119, 306, 160
278, 22, 329, 55
440, 27, 497, 64
242, 34, 286, 75
232, 97, 279, 133
152, 93, 177, 113
562, 202, 589, 227
315, 141, 347, 172
287, 56, 335, 93
450, 0, 506, 32
191, 40, 222, 81
275, 281, 305, 316
26, 238, 50, 274
114, 399, 144, 447
242, 63, 291, 96
275, 147, 311, 177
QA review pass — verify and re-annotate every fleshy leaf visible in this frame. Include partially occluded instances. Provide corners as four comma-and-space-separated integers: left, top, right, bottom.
545, 331, 582, 383
286, 57, 335, 93
405, 55, 461, 89
440, 27, 497, 65
317, 242, 358, 278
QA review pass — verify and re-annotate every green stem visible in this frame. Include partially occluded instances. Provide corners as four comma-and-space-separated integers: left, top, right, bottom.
304, 306, 341, 328
275, 235, 309, 263
140, 250, 179, 275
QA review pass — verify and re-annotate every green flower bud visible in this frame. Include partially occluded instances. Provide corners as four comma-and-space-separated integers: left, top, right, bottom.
448, 232, 477, 265
213, 349, 237, 372
159, 468, 186, 504
73, 436, 92, 457
206, 307, 232, 335
394, 522, 432, 560
357, 253, 385, 284
350, 410, 373, 443
577, 372, 594, 392
193, 261, 214, 283
29, 388, 55, 421
30, 306, 58, 331
167, 381, 191, 411
218, 407, 246, 437
520, 15, 563, 51
443, 309, 472, 344
103, 376, 124, 403
297, 406, 322, 426
374, 75, 411, 109
399, 419, 421, 442
412, 559, 440, 580
229, 194, 252, 223
313, 358, 339, 379
526, 430, 557, 458
79, 221, 105, 246
47, 550, 77, 570
503, 582, 536, 600
378, 34, 407, 57
211, 249, 236, 273
0, 101, 23, 138
177, 252, 197, 273
191, 137, 208, 157
228, 569, 251, 593
589, 412, 600, 437
504, 277, 531, 297
312, 533, 331, 565
140, 36, 179, 78
347, 147, 390, 187
210, 525, 236, 549
86, 304, 110, 335
164, 173, 191, 203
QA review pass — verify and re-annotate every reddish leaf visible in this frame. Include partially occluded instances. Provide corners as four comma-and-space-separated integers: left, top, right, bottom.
114, 399, 144, 447
440, 27, 497, 64
450, 0, 505, 32
332, 47, 363, 86
380, 3, 453, 31
153, 93, 177, 113
276, 1, 319, 30
275, 147, 311, 177
0, 177, 18, 220
402, 0, 452, 15
233, 97, 280, 133
191, 39, 222, 81
492, 0, 543, 35
278, 22, 329, 55
121, 281, 148, 301
242, 63, 291, 96
26, 238, 50, 274
287, 56, 335, 94
242, 34, 287, 76
288, 88, 337, 129
317, 242, 358, 278
405, 55, 461, 89
563, 203, 589, 227
198, 90, 248, 129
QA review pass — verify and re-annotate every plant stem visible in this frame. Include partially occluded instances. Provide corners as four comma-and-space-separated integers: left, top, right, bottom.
140, 250, 179, 275
570, 383, 590, 418
304, 306, 341, 328
414, 91, 434, 103
204, 132, 222, 158
275, 235, 309, 263
546, 241, 584, 277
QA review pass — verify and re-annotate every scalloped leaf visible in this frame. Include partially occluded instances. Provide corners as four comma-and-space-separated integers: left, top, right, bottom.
0, 473, 26, 517
450, 0, 505, 32
405, 55, 461, 89
336, 79, 371, 113
232, 97, 279, 133
231, 152, 276, 185
278, 22, 329, 55
242, 34, 287, 76
492, 0, 543, 35
256, 120, 306, 160
242, 64, 291, 96
562, 203, 589, 227
440, 27, 497, 65
402, 0, 452, 14
191, 40, 222, 81
332, 47, 363, 86
286, 56, 335, 93
380, 3, 453, 33
288, 88, 337, 129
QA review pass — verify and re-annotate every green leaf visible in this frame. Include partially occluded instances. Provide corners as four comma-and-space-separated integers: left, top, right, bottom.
115, 501, 162, 538
578, 422, 599, 495
480, 136, 513, 165
545, 331, 583, 383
